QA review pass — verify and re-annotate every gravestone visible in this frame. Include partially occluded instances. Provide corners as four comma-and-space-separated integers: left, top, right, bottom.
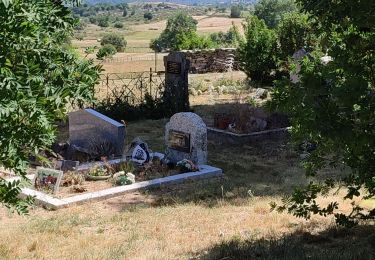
163, 52, 190, 116
69, 109, 126, 157
165, 112, 207, 165
290, 49, 308, 83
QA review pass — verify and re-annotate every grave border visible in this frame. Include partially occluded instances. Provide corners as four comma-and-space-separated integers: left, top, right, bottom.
8, 165, 223, 210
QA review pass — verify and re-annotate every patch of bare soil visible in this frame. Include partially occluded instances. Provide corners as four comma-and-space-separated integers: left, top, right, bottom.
57, 180, 113, 198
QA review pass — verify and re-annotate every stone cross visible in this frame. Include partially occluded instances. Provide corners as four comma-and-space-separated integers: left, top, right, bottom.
69, 109, 126, 157
165, 112, 207, 165
163, 52, 190, 116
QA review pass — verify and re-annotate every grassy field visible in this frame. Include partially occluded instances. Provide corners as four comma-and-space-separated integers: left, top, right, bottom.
73, 15, 246, 73
0, 98, 374, 259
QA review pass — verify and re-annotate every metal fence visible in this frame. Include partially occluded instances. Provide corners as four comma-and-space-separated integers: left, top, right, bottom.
96, 69, 166, 105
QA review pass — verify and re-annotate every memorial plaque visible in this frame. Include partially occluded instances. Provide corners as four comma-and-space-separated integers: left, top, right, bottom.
168, 130, 191, 153
167, 61, 182, 74
34, 167, 63, 194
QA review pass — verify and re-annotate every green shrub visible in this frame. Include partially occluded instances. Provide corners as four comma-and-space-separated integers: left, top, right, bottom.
95, 94, 166, 122
113, 22, 124, 29
144, 12, 153, 20
277, 12, 315, 59
238, 16, 278, 83
97, 44, 117, 60
101, 33, 127, 52
254, 0, 297, 28
230, 5, 242, 18
209, 24, 242, 48
150, 13, 200, 51
97, 16, 110, 27
89, 16, 97, 24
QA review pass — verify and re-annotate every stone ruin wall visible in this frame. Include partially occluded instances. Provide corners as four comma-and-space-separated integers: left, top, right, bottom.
183, 48, 240, 74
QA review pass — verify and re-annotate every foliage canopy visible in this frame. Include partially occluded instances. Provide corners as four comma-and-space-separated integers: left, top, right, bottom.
271, 0, 375, 226
238, 16, 278, 83
254, 0, 297, 28
0, 0, 101, 213
101, 33, 127, 52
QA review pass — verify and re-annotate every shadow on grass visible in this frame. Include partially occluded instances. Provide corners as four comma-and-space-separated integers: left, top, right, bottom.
194, 225, 375, 260
118, 103, 349, 209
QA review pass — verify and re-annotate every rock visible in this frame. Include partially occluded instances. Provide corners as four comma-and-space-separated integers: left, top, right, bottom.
246, 117, 268, 132
321, 55, 332, 65
186, 48, 240, 74
255, 88, 268, 99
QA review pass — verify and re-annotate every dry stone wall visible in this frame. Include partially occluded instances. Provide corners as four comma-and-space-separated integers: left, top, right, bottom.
182, 48, 240, 74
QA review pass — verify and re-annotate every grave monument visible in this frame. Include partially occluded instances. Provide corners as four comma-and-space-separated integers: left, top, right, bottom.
165, 112, 207, 165
69, 109, 126, 157
163, 52, 190, 116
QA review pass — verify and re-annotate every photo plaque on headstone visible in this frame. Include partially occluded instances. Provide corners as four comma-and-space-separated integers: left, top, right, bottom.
168, 130, 191, 153
167, 61, 182, 74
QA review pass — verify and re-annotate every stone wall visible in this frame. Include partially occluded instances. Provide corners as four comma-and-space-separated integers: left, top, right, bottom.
182, 48, 240, 74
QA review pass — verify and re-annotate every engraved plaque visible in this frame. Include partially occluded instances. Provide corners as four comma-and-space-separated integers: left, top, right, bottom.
168, 130, 191, 153
167, 61, 182, 74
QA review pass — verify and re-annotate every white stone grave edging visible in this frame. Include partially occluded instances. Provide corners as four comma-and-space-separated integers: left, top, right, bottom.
8, 165, 223, 210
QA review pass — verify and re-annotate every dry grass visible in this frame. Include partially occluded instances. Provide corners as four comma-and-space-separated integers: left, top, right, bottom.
1, 100, 374, 259
72, 15, 246, 73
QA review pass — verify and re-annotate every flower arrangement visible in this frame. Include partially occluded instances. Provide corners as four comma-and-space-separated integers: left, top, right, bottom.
86, 164, 112, 181
176, 159, 199, 173
113, 171, 136, 186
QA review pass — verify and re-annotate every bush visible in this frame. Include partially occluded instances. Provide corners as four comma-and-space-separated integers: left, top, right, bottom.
277, 12, 315, 59
209, 24, 242, 48
144, 12, 153, 20
271, 0, 375, 226
97, 44, 117, 60
238, 16, 278, 83
89, 16, 97, 24
101, 33, 127, 52
113, 22, 124, 29
254, 0, 297, 28
150, 13, 204, 51
97, 16, 110, 27
230, 5, 242, 18
95, 94, 166, 122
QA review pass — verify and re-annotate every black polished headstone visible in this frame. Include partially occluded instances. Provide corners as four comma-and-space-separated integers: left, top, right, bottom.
69, 109, 126, 157
163, 52, 190, 116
